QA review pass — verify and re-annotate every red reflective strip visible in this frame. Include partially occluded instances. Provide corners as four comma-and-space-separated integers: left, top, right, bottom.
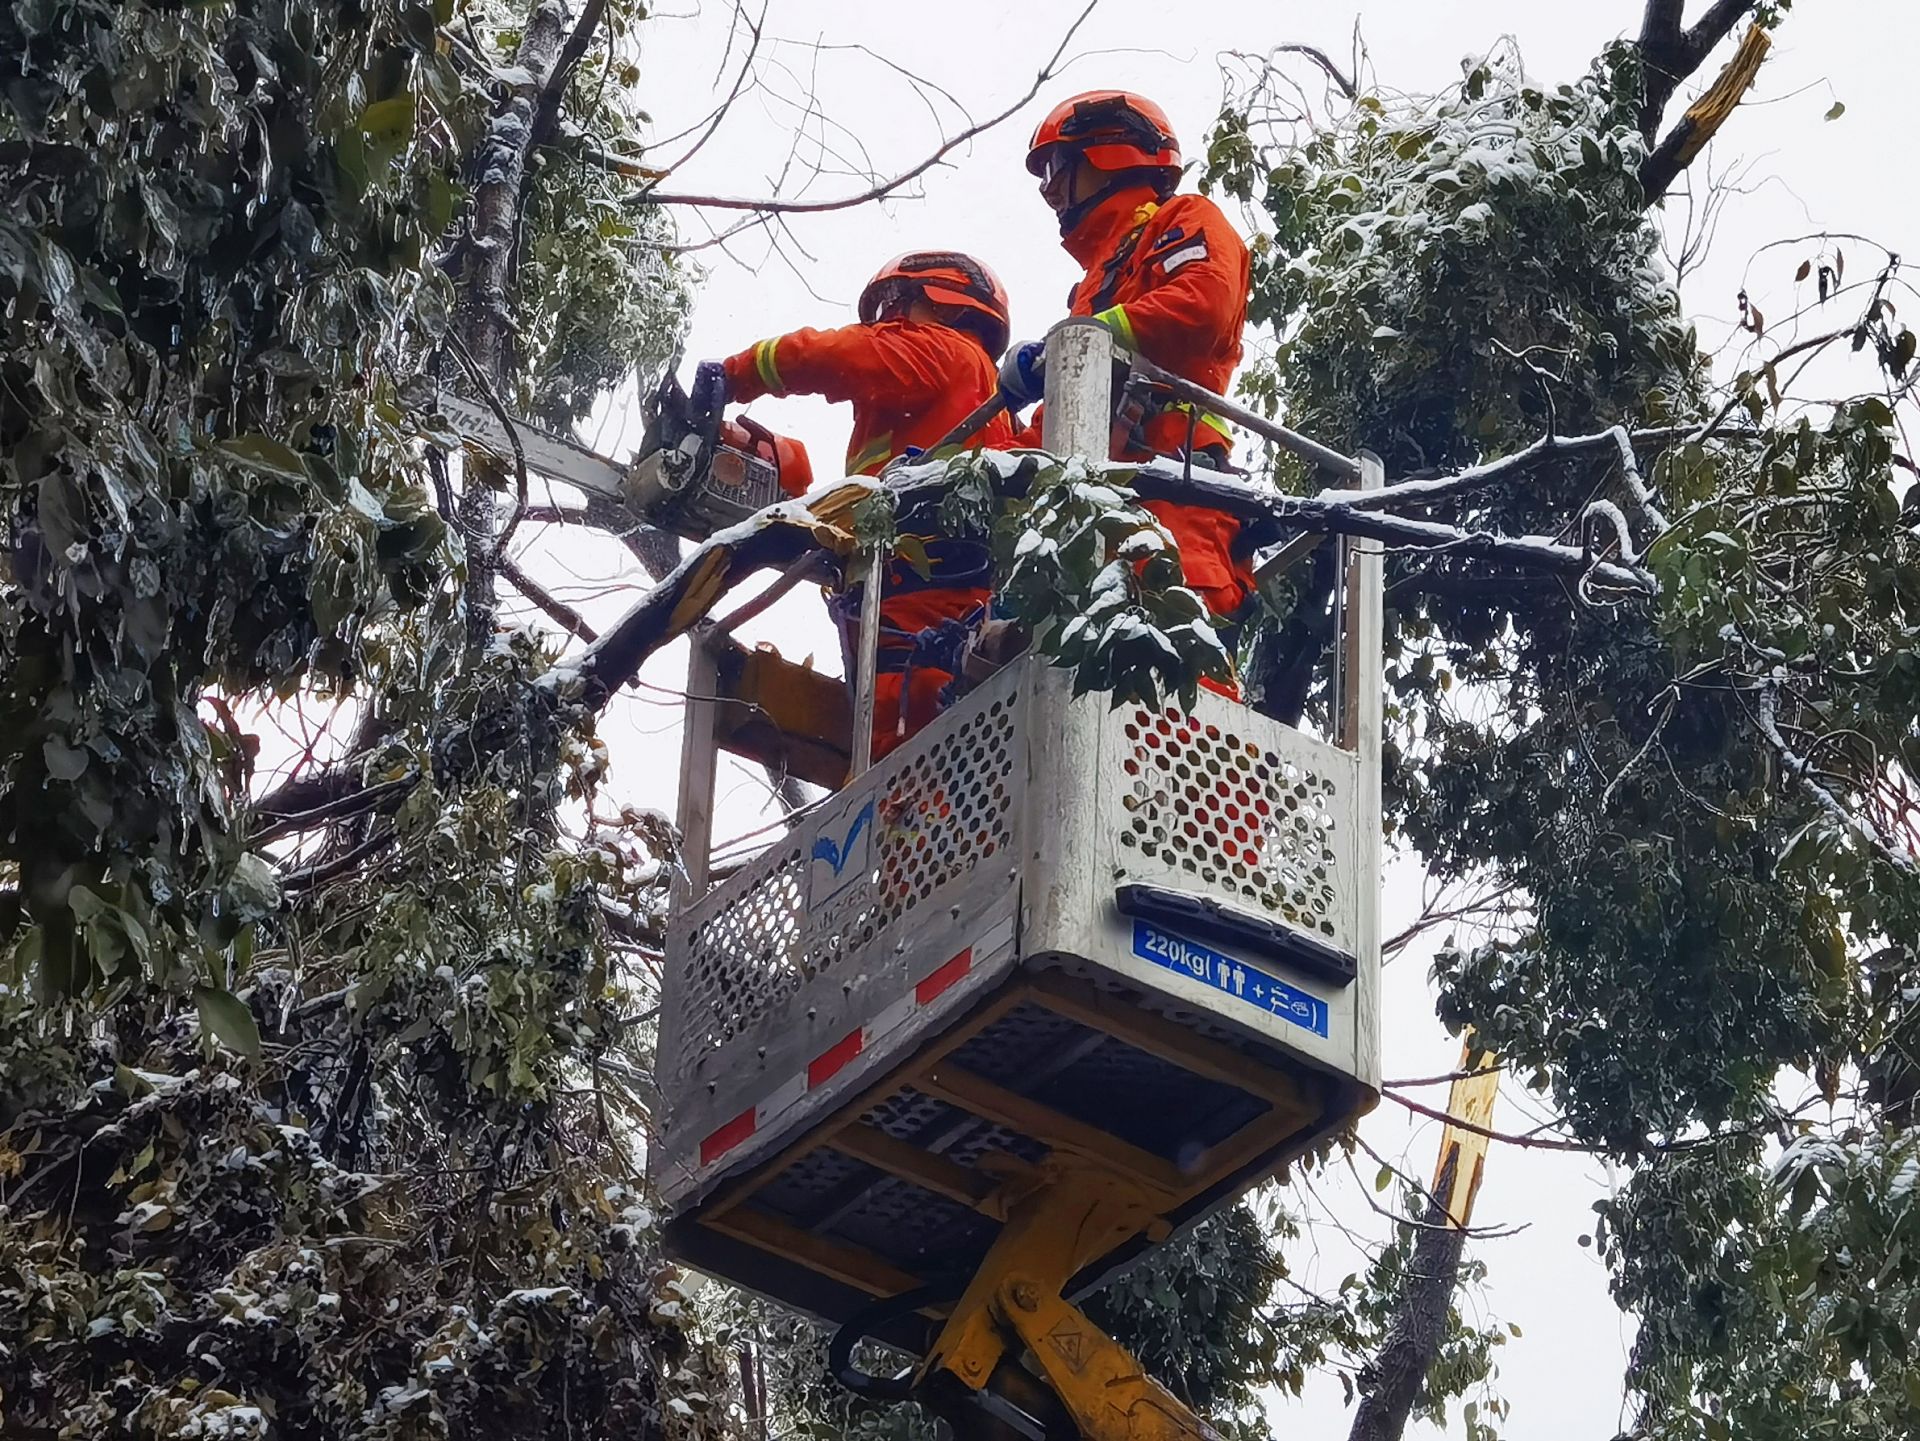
808, 1028, 865, 1089
700, 1108, 757, 1166
915, 948, 973, 1005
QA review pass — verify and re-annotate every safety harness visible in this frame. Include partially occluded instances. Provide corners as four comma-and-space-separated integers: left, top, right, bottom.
828, 512, 996, 743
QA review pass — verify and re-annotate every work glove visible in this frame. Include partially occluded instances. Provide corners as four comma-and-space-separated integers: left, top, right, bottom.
997, 340, 1046, 408
690, 359, 728, 417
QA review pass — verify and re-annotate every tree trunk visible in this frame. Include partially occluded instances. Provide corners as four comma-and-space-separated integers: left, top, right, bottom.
1349, 1048, 1499, 1441
455, 0, 572, 653
1346, 1156, 1469, 1441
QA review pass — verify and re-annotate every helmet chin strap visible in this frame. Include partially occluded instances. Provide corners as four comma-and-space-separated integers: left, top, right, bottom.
1052, 167, 1171, 237
1054, 173, 1134, 237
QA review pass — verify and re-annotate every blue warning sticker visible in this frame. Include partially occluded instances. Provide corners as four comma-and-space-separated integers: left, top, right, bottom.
1130, 919, 1329, 1039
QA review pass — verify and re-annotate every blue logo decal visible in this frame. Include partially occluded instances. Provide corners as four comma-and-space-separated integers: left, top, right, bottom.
1130, 920, 1329, 1039
809, 800, 874, 900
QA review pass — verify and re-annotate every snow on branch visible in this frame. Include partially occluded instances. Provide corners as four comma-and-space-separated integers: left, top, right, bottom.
540, 483, 873, 705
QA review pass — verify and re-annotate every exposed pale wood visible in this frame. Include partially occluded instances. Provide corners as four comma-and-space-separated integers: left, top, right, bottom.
711, 638, 850, 791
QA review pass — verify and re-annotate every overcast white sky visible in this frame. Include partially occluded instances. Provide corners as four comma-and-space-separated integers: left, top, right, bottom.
510, 2, 1919, 1434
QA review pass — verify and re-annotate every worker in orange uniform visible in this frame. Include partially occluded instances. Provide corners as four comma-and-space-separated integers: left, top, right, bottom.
708, 251, 1016, 760
1002, 91, 1257, 657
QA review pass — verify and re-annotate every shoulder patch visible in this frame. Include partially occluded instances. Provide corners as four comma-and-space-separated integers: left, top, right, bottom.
1159, 240, 1210, 274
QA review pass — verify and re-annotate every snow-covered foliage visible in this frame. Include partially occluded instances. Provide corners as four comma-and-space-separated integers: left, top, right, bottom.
0, 1, 726, 1435
985, 455, 1232, 707
1212, 41, 1703, 483
1207, 27, 1920, 1441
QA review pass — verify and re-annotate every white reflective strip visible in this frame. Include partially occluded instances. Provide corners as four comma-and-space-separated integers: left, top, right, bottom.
975, 914, 1016, 966
872, 992, 917, 1039
1160, 242, 1208, 274
756, 1070, 808, 1125
695, 916, 1018, 1177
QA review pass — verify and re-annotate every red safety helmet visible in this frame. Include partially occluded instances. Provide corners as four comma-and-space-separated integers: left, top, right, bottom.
857, 250, 1012, 358
1026, 90, 1181, 183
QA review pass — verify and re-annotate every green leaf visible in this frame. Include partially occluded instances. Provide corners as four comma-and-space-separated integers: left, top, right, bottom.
1374, 1164, 1393, 1193
1824, 100, 1846, 121
894, 534, 933, 581
360, 95, 417, 167
223, 852, 284, 924
194, 984, 261, 1060
219, 434, 307, 479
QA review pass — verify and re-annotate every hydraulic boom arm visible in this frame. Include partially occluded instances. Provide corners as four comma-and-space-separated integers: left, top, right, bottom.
836, 1157, 1223, 1441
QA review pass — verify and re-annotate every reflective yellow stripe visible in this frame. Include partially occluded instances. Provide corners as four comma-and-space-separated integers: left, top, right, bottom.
1093, 304, 1136, 352
847, 433, 894, 475
1158, 397, 1228, 441
753, 339, 785, 395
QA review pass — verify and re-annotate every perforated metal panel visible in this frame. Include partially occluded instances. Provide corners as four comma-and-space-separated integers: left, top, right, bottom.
656, 655, 1377, 1225
657, 665, 1028, 1185
673, 844, 807, 1065
1111, 706, 1353, 952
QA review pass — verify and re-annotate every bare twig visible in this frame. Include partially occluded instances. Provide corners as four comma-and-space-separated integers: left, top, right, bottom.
253, 774, 421, 846
650, 0, 771, 178
712, 549, 834, 635
638, 0, 1102, 213
446, 333, 533, 564
1382, 1086, 1747, 1157
1751, 674, 1918, 875
1270, 43, 1359, 101
502, 554, 600, 643
528, 0, 611, 155
282, 829, 400, 894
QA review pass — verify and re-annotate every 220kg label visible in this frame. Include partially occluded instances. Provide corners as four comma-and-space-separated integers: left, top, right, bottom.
1131, 920, 1329, 1039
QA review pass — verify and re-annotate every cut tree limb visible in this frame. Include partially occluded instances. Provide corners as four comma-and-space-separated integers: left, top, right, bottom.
1348, 1045, 1500, 1441
1635, 0, 1763, 145
1640, 22, 1773, 203
553, 485, 869, 707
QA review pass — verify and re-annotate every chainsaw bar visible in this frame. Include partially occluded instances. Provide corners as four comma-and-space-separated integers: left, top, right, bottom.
436, 379, 791, 543
435, 390, 630, 505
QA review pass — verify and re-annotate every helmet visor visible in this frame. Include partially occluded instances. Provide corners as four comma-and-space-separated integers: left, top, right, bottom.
1038, 147, 1076, 209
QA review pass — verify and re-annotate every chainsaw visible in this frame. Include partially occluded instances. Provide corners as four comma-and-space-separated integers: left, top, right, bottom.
624, 359, 812, 539
434, 358, 812, 544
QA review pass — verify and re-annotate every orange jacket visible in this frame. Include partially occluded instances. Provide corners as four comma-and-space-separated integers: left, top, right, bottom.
721, 318, 1014, 478
721, 318, 1013, 756
1017, 185, 1255, 615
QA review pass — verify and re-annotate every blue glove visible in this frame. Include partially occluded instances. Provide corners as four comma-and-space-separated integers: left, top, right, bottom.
997, 340, 1045, 408
690, 359, 728, 417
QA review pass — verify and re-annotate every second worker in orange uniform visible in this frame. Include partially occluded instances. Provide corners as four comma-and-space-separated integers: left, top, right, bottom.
1004, 91, 1257, 635
709, 251, 1016, 759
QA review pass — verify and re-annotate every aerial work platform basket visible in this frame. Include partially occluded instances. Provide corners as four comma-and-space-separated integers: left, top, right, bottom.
650, 322, 1384, 1371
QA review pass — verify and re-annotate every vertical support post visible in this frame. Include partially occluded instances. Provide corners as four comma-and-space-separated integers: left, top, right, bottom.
849, 544, 885, 777
674, 627, 720, 907
1344, 450, 1385, 1091
1040, 318, 1114, 462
